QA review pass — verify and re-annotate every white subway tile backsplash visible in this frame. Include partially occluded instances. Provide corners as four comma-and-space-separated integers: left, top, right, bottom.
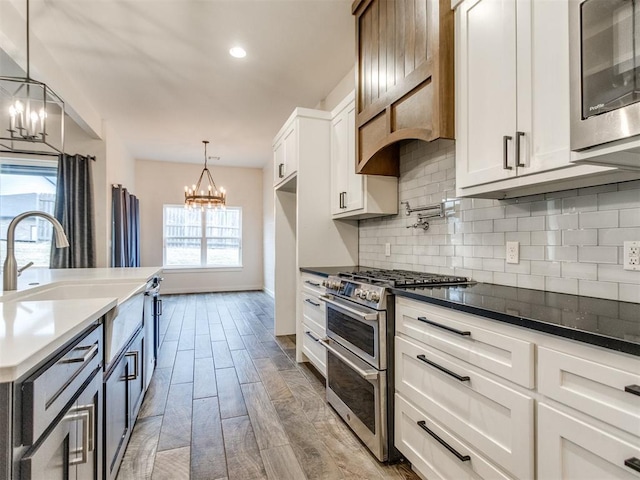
619, 283, 640, 303
578, 246, 619, 264
562, 229, 598, 246
359, 139, 640, 303
579, 210, 618, 229
579, 280, 618, 300
620, 208, 640, 227
546, 213, 579, 231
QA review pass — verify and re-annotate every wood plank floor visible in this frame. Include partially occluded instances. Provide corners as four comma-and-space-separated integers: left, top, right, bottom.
116, 291, 420, 480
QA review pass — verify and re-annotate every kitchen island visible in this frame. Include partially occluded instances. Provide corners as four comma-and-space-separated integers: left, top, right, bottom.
0, 267, 162, 480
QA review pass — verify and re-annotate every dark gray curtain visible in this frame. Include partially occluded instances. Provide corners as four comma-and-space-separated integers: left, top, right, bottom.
112, 185, 140, 267
50, 154, 96, 268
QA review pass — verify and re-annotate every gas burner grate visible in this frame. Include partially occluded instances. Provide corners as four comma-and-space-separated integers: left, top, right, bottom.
340, 269, 473, 287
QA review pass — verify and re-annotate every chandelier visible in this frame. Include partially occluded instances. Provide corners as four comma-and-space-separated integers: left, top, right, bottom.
0, 0, 65, 155
184, 140, 226, 208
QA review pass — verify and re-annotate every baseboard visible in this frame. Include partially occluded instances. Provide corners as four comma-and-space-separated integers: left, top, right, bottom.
263, 287, 274, 298
162, 285, 263, 295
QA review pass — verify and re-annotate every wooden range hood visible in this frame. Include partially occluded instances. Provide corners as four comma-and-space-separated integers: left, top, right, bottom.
352, 0, 454, 176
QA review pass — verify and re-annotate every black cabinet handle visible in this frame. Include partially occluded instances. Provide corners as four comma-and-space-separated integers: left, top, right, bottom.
503, 135, 512, 170
417, 420, 471, 462
417, 317, 471, 336
305, 331, 319, 342
515, 131, 525, 167
305, 298, 321, 307
339, 192, 347, 209
417, 354, 470, 382
625, 385, 640, 397
278, 163, 284, 178
304, 280, 321, 287
625, 457, 640, 473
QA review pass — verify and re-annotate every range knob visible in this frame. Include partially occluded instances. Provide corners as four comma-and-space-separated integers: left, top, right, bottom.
369, 291, 380, 302
359, 290, 368, 299
322, 280, 328, 287
365, 291, 376, 301
354, 288, 362, 297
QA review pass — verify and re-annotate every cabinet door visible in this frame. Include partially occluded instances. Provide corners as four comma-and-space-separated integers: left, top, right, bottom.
331, 106, 349, 215
456, 0, 518, 188
105, 355, 129, 480
283, 125, 297, 181
127, 331, 145, 422
273, 139, 285, 185
344, 102, 364, 212
74, 369, 103, 480
538, 403, 640, 480
516, 0, 571, 175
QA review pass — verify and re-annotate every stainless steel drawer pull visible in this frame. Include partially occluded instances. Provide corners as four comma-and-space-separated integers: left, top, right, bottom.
305, 298, 321, 307
417, 317, 471, 337
305, 331, 320, 342
417, 420, 471, 462
65, 403, 95, 465
304, 280, 321, 287
158, 299, 163, 315
278, 163, 284, 178
503, 135, 513, 170
625, 384, 640, 397
125, 351, 140, 380
625, 457, 640, 473
416, 354, 470, 382
59, 343, 99, 364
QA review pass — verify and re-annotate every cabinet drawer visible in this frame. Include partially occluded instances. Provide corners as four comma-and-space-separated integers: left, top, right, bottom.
395, 336, 534, 479
538, 346, 640, 438
538, 403, 640, 480
396, 297, 534, 388
22, 323, 103, 445
301, 273, 325, 296
395, 393, 513, 480
302, 292, 325, 333
301, 324, 326, 376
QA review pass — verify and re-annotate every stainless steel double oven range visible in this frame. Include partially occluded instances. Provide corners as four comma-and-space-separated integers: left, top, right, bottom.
318, 269, 473, 462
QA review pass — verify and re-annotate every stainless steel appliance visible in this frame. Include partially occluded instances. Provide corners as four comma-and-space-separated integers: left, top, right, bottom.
570, 0, 640, 152
320, 269, 472, 462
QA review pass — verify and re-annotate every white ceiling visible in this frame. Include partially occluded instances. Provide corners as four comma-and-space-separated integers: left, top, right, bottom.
27, 0, 355, 168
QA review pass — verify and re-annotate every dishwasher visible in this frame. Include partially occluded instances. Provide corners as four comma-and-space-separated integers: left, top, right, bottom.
143, 276, 162, 390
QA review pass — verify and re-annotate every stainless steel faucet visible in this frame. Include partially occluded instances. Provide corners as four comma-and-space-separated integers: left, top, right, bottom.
3, 211, 70, 291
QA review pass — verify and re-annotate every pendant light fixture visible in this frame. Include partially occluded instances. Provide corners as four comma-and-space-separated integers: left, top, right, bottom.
184, 140, 226, 208
0, 0, 65, 155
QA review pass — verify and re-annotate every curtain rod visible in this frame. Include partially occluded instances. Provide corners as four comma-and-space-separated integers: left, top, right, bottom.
0, 149, 97, 161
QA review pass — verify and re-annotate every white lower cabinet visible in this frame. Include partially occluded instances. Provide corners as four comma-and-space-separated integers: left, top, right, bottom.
395, 336, 534, 479
538, 403, 640, 480
299, 272, 327, 376
395, 393, 513, 480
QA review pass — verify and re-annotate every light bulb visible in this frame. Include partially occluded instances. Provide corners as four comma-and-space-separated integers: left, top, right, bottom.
38, 109, 46, 119
14, 101, 23, 113
184, 186, 188, 192
9, 105, 16, 117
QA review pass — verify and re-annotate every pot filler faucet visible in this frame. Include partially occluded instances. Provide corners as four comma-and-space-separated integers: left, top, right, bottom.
3, 211, 69, 291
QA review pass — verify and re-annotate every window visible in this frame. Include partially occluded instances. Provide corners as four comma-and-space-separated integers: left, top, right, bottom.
163, 205, 242, 267
0, 158, 58, 267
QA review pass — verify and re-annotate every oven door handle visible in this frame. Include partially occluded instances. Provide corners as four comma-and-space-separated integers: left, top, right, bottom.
319, 295, 378, 321
319, 339, 379, 381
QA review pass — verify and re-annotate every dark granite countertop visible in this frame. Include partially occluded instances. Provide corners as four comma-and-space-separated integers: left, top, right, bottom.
299, 266, 640, 356
300, 266, 360, 278
393, 283, 640, 356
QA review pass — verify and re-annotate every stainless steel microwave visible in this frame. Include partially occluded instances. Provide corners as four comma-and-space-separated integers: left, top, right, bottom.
570, 0, 640, 152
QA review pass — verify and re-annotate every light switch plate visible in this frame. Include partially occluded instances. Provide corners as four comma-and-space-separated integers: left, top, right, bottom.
623, 241, 640, 271
506, 241, 519, 264
385, 243, 391, 257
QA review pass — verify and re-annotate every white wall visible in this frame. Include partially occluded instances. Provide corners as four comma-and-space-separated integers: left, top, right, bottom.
135, 159, 263, 294
263, 163, 275, 296
315, 66, 355, 112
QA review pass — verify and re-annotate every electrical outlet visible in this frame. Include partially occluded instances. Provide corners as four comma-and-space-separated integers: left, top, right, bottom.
506, 241, 520, 264
385, 243, 391, 257
623, 241, 640, 271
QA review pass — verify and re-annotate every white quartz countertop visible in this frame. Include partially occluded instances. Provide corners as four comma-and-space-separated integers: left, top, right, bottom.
0, 267, 162, 382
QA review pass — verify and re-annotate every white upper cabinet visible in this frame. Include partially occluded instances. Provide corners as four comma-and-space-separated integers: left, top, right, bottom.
330, 91, 398, 219
273, 118, 298, 188
455, 0, 637, 198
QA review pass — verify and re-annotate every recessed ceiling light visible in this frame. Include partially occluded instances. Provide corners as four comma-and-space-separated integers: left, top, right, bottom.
229, 47, 246, 58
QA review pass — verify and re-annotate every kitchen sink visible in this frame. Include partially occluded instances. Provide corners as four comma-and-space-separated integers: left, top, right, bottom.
7, 282, 146, 304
